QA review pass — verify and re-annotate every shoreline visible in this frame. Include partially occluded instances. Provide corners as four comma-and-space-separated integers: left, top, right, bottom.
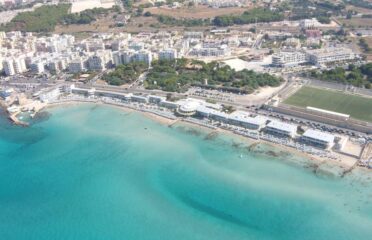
0, 98, 46, 127
46, 99, 178, 126
45, 99, 360, 176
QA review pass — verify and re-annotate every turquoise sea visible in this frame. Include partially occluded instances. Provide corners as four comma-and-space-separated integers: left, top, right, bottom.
0, 103, 372, 240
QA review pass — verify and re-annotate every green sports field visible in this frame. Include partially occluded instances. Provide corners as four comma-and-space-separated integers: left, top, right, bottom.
283, 86, 372, 122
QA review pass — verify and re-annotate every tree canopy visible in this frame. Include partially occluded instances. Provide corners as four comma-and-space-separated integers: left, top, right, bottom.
308, 63, 372, 89
157, 15, 210, 27
213, 8, 284, 27
155, 8, 283, 27
102, 62, 148, 86
0, 4, 111, 32
62, 8, 110, 25
145, 59, 283, 93
1, 4, 71, 32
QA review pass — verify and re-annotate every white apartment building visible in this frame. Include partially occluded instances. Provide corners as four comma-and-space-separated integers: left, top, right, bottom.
301, 129, 335, 149
283, 37, 301, 48
172, 40, 189, 58
69, 57, 87, 73
272, 51, 307, 67
131, 95, 148, 103
48, 61, 60, 73
2, 57, 27, 76
209, 0, 242, 8
48, 57, 69, 73
114, 50, 134, 65
111, 41, 126, 51
2, 59, 15, 76
265, 121, 297, 138
158, 49, 177, 61
48, 42, 59, 53
184, 31, 204, 39
88, 55, 106, 71
121, 50, 134, 64
14, 57, 27, 74
30, 61, 45, 74
6, 31, 22, 38
0, 32, 6, 39
112, 51, 122, 66
272, 47, 356, 67
39, 88, 61, 103
148, 95, 166, 104
87, 50, 112, 71
307, 48, 356, 65
300, 18, 319, 29
113, 50, 152, 66
84, 40, 105, 52
132, 51, 152, 66
266, 31, 293, 40
129, 42, 144, 51
229, 113, 267, 130
190, 45, 230, 57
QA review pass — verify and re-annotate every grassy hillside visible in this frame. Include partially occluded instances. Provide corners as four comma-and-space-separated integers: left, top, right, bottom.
2, 4, 71, 32
0, 4, 111, 32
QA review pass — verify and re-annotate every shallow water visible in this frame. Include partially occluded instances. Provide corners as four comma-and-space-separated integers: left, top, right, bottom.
0, 104, 371, 240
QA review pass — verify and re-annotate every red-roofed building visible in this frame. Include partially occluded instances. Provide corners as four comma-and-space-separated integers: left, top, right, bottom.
306, 29, 322, 39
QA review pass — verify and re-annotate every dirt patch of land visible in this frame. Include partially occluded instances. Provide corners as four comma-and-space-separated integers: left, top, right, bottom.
363, 36, 372, 46
147, 5, 248, 19
133, 0, 152, 7
121, 15, 212, 33
361, 36, 372, 61
54, 13, 203, 34
345, 5, 372, 14
55, 13, 117, 34
121, 16, 160, 32
55, 23, 108, 35
54, 13, 157, 34
338, 17, 372, 28
55, 5, 253, 35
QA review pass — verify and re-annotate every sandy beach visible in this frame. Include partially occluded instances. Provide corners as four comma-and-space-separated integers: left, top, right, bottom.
43, 100, 360, 176
212, 123, 356, 172
47, 100, 177, 126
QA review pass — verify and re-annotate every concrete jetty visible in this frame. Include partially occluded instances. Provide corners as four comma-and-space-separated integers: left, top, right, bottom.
9, 114, 29, 126
1, 96, 46, 126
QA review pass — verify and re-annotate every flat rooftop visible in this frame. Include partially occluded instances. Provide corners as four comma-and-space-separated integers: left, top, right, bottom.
229, 111, 267, 125
266, 120, 297, 133
302, 129, 335, 143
